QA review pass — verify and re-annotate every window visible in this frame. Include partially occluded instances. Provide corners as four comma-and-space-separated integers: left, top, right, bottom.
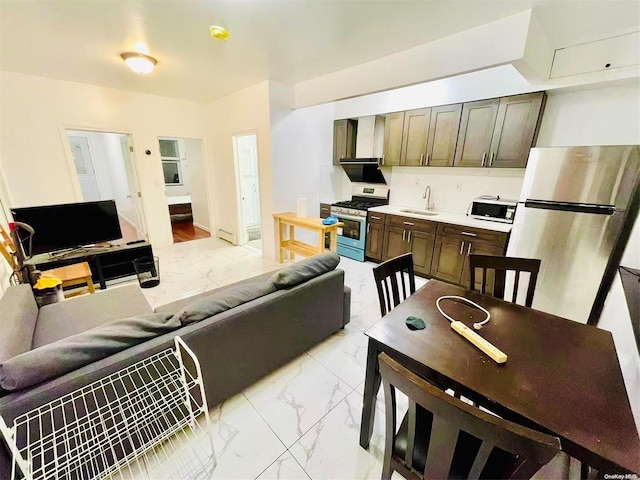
159, 138, 182, 185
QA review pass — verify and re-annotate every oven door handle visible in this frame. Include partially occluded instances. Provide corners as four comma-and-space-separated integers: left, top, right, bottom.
332, 213, 365, 222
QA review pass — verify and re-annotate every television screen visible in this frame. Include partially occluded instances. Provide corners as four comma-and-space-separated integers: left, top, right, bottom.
11, 200, 122, 255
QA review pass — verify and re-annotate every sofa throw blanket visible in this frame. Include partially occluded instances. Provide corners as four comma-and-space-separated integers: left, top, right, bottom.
269, 252, 340, 289
0, 313, 180, 392
174, 282, 277, 325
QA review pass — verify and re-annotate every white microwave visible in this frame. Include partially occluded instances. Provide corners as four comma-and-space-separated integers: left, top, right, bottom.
469, 197, 518, 224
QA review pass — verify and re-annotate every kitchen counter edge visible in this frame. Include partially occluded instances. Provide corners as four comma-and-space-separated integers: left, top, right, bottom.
368, 205, 512, 233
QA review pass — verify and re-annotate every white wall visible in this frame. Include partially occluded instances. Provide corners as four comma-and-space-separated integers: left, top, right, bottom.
0, 71, 209, 247
536, 80, 640, 147
386, 167, 524, 214
269, 82, 334, 247
205, 81, 274, 258
183, 138, 209, 231
270, 83, 334, 216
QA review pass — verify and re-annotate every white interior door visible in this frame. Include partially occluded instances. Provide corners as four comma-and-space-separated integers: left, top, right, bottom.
233, 133, 261, 247
119, 135, 148, 239
69, 136, 101, 201
239, 144, 260, 228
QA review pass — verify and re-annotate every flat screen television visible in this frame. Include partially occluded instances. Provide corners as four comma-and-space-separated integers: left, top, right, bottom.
11, 200, 122, 256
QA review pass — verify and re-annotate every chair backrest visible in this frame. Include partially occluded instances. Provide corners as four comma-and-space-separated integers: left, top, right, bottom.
379, 353, 560, 480
469, 255, 541, 308
373, 253, 416, 317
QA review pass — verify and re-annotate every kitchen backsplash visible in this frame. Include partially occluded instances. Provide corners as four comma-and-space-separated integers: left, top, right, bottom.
320, 165, 524, 214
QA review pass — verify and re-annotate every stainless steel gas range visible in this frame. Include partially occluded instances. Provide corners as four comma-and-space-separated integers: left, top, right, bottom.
331, 186, 389, 261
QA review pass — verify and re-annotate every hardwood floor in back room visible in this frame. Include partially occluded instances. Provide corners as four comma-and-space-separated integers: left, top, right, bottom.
172, 221, 211, 243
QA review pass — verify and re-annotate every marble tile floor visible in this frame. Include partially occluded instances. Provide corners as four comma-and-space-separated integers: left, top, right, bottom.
112, 236, 425, 479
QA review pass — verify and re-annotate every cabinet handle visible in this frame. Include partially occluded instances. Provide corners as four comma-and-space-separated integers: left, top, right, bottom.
382, 155, 385, 166
460, 241, 465, 255
407, 231, 412, 243
371, 215, 381, 220
489, 151, 495, 167
420, 153, 425, 165
481, 152, 487, 167
403, 221, 415, 226
467, 243, 472, 255
461, 231, 477, 237
426, 153, 430, 166
402, 230, 406, 242
367, 224, 370, 234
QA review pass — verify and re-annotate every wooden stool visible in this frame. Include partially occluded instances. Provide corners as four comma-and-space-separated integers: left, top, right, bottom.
42, 261, 95, 298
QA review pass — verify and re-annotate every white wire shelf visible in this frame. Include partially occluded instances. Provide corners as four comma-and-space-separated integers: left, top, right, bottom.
0, 337, 216, 480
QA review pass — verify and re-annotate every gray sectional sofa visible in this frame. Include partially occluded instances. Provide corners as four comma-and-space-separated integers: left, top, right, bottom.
0, 252, 350, 475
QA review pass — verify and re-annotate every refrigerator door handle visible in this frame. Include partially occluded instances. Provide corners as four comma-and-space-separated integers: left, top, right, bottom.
524, 200, 616, 215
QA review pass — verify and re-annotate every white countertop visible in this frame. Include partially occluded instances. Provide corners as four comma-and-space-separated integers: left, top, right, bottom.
368, 205, 512, 233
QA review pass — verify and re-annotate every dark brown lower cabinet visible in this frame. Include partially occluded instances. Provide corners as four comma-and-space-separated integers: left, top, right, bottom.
382, 226, 407, 260
431, 223, 508, 287
381, 215, 436, 277
430, 234, 467, 284
365, 222, 385, 261
408, 230, 435, 276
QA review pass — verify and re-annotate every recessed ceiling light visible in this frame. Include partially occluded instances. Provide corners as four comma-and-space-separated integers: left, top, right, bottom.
209, 25, 230, 41
120, 52, 157, 74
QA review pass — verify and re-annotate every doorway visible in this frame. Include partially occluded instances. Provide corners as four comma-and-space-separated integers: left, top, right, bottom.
158, 137, 211, 244
233, 133, 261, 251
66, 130, 147, 243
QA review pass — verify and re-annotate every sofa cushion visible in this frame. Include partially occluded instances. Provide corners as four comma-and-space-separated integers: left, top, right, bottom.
269, 252, 340, 289
155, 270, 275, 315
174, 282, 277, 325
0, 285, 38, 362
0, 313, 179, 392
33, 284, 153, 348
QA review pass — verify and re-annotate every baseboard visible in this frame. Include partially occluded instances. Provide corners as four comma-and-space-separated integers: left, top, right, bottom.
193, 222, 210, 232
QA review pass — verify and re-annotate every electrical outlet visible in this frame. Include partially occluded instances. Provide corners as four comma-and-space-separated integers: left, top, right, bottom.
455, 181, 463, 191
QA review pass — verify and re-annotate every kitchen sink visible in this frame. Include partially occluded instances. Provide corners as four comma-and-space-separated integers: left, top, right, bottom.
400, 209, 438, 217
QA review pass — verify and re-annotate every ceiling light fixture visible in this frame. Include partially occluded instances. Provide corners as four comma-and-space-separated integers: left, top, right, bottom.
209, 25, 230, 41
120, 52, 157, 74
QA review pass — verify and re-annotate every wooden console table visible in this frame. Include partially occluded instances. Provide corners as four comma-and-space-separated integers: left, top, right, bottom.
273, 212, 342, 263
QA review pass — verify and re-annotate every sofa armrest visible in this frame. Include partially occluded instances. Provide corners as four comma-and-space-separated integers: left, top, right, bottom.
343, 285, 351, 327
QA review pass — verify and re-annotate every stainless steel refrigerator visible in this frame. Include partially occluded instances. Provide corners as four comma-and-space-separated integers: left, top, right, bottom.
506, 146, 640, 324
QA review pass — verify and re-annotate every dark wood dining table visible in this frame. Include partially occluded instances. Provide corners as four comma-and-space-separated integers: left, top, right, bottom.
359, 280, 640, 475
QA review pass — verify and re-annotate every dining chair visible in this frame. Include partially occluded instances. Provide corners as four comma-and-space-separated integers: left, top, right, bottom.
373, 253, 416, 317
378, 352, 560, 480
469, 254, 541, 308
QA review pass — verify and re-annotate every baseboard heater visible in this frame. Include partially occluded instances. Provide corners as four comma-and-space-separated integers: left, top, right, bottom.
217, 228, 235, 244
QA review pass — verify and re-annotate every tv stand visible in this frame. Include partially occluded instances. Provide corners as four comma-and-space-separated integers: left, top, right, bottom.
26, 242, 153, 289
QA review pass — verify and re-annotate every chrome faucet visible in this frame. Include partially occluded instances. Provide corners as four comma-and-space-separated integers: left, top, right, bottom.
422, 185, 434, 211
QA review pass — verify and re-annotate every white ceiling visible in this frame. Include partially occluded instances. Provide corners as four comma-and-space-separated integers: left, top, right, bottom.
0, 0, 638, 103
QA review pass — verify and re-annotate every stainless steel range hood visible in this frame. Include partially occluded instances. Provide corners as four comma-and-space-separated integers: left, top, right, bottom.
339, 115, 387, 184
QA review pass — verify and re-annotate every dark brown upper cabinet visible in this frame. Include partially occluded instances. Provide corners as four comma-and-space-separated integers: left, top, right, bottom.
453, 99, 500, 167
488, 92, 546, 168
333, 119, 357, 165
400, 108, 431, 166
399, 104, 463, 167
382, 112, 404, 166
426, 103, 463, 167
454, 92, 545, 168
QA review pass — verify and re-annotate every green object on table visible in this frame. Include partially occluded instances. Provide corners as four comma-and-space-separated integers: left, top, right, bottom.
406, 316, 425, 330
